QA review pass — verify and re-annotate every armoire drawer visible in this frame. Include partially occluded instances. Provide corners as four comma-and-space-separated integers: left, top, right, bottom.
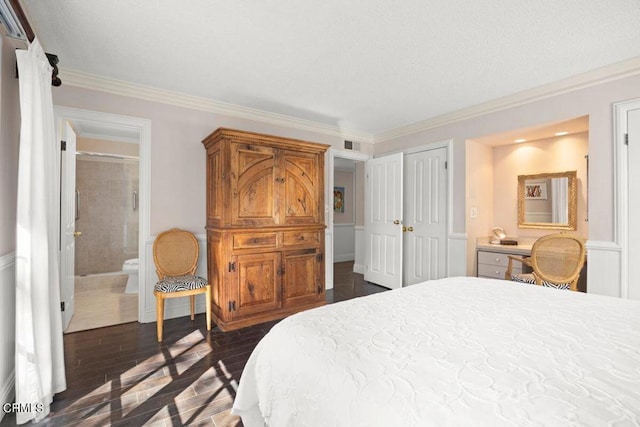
283, 231, 320, 247
232, 232, 278, 250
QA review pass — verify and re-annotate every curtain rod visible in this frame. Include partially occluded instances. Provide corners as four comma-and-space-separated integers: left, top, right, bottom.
6, 0, 62, 86
8, 0, 34, 42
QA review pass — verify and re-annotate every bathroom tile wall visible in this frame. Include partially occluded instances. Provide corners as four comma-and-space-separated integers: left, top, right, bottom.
75, 156, 139, 275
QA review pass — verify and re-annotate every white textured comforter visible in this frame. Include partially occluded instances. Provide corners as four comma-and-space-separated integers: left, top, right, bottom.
232, 277, 640, 426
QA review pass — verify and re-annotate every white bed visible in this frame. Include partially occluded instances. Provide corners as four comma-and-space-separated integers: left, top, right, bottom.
232, 277, 640, 426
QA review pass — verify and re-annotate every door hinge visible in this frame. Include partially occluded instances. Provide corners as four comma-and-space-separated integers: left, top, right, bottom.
317, 284, 323, 294
228, 301, 236, 312
625, 133, 629, 145
61, 140, 67, 151
316, 253, 324, 262
445, 160, 448, 169
228, 261, 236, 272
60, 301, 65, 312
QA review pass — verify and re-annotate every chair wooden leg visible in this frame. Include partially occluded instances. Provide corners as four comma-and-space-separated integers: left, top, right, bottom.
190, 295, 195, 320
155, 292, 165, 342
205, 285, 212, 331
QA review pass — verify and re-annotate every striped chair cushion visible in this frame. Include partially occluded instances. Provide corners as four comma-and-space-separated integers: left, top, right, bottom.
155, 275, 208, 293
510, 273, 571, 290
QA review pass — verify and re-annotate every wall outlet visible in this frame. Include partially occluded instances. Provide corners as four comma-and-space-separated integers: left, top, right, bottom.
470, 207, 478, 218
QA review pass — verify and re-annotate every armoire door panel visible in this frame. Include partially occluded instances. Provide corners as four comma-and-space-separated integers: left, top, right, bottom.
231, 144, 279, 226
282, 153, 321, 224
282, 249, 323, 307
234, 253, 281, 318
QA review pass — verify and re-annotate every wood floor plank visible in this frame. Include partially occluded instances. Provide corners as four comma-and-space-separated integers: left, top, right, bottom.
0, 262, 387, 426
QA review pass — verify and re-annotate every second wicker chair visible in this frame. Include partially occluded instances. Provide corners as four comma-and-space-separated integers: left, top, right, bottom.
505, 233, 586, 291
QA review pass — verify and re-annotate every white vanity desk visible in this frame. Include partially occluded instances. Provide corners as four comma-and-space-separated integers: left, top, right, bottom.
476, 237, 536, 280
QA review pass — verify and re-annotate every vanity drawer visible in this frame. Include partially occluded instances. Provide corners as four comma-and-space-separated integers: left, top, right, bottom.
478, 263, 521, 280
233, 232, 278, 250
283, 230, 321, 247
477, 251, 512, 267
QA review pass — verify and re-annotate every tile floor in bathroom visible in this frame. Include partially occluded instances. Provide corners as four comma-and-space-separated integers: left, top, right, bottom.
65, 274, 138, 333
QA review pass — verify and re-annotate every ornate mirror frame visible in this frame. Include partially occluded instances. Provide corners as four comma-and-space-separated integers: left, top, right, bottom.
517, 170, 577, 230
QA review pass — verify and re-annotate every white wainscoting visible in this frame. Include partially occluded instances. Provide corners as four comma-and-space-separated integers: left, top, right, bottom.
333, 224, 355, 263
140, 234, 209, 324
0, 252, 16, 419
325, 230, 334, 290
586, 240, 622, 297
354, 226, 365, 274
447, 233, 468, 277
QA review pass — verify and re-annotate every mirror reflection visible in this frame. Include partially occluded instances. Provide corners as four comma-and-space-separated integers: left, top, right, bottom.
518, 171, 577, 230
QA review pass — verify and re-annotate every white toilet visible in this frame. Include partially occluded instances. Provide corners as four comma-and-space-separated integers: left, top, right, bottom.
122, 258, 139, 294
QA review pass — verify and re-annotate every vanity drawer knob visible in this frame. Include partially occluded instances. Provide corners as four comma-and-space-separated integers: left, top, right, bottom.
495, 257, 501, 262
495, 270, 500, 275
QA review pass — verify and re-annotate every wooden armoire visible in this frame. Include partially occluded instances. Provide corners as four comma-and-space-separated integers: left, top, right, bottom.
203, 128, 329, 331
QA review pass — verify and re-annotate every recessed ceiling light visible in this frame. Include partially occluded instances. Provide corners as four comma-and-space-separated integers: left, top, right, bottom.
514, 138, 527, 143
555, 131, 569, 136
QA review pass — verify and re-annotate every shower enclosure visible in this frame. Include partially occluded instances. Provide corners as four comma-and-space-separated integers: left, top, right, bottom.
74, 153, 139, 276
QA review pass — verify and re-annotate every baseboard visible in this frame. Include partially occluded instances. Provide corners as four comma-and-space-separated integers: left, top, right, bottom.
353, 263, 365, 274
334, 253, 355, 263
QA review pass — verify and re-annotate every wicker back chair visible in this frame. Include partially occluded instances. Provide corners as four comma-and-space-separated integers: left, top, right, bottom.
153, 228, 211, 342
505, 233, 586, 291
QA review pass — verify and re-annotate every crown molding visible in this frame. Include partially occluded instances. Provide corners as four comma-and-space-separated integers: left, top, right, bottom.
60, 56, 640, 145
59, 68, 374, 144
375, 56, 640, 143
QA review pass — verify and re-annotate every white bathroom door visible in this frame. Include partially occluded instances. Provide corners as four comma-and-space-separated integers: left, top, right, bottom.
60, 120, 77, 330
403, 147, 448, 285
364, 152, 403, 289
628, 107, 640, 299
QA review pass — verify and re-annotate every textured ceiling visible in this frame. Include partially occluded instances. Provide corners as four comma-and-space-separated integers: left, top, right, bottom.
21, 0, 640, 136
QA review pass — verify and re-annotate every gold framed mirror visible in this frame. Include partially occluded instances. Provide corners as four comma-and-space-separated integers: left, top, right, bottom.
518, 170, 577, 230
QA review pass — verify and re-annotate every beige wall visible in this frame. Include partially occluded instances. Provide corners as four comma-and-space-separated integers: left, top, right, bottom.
53, 86, 373, 235
0, 32, 24, 417
77, 137, 139, 157
376, 74, 640, 274
52, 72, 640, 275
465, 132, 589, 276
465, 141, 494, 275
334, 170, 354, 224
492, 132, 589, 239
0, 35, 22, 256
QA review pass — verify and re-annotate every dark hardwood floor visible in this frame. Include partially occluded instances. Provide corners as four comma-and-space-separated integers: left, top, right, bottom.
2, 262, 386, 426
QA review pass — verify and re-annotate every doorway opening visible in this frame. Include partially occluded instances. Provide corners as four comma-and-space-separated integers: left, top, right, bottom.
54, 106, 151, 333
326, 149, 369, 290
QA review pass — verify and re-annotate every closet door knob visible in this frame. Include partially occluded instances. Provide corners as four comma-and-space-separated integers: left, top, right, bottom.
393, 220, 400, 225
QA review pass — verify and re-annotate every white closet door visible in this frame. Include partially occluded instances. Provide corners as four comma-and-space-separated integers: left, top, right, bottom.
628, 107, 640, 300
364, 153, 403, 289
403, 148, 448, 285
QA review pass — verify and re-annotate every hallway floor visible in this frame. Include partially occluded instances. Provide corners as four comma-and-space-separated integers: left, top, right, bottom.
65, 274, 138, 333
